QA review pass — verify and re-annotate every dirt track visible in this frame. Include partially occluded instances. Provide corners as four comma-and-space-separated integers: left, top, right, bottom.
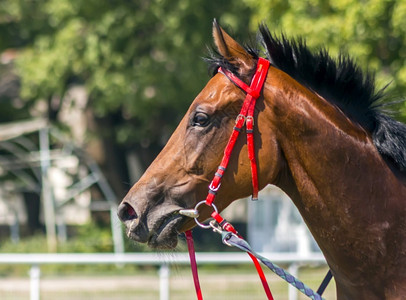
0, 268, 336, 300
0, 272, 279, 300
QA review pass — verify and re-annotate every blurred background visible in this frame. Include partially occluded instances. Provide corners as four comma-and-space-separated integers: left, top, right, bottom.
0, 0, 405, 299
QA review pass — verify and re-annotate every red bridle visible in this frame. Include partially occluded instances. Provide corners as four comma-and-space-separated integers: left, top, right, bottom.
183, 57, 332, 300
183, 57, 273, 300
206, 57, 270, 205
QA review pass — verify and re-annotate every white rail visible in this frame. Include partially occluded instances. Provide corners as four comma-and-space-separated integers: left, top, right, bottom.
0, 252, 327, 300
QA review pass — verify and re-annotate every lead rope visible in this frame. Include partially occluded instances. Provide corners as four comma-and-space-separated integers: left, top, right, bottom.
185, 228, 273, 300
185, 218, 331, 300
210, 211, 274, 300
182, 57, 332, 299
221, 231, 327, 300
185, 230, 203, 300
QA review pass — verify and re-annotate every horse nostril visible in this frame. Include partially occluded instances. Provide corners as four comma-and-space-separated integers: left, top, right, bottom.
117, 202, 137, 222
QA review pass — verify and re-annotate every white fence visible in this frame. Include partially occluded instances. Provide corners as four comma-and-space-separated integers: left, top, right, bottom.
0, 252, 327, 300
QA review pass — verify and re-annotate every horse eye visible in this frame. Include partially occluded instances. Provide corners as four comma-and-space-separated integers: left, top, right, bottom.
192, 112, 210, 127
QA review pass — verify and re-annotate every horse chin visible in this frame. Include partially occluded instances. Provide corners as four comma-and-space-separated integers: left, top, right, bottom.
146, 213, 185, 250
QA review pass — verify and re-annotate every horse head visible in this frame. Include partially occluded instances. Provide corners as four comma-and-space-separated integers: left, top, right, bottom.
117, 21, 283, 249
118, 19, 406, 299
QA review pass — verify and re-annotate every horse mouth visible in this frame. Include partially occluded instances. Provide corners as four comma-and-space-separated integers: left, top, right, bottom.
146, 212, 185, 249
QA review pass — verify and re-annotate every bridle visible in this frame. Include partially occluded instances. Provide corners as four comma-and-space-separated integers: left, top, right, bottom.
179, 57, 271, 299
206, 57, 270, 204
179, 57, 332, 300
188, 57, 270, 225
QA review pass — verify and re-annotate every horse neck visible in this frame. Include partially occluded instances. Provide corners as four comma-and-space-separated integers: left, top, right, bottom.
263, 69, 406, 299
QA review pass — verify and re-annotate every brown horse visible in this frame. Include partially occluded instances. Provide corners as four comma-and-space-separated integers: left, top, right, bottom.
118, 21, 406, 299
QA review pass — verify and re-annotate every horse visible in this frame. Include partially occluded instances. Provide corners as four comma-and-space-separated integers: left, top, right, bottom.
118, 20, 406, 299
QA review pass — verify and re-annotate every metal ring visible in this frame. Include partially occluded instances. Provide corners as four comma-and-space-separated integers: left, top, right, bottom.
193, 200, 218, 229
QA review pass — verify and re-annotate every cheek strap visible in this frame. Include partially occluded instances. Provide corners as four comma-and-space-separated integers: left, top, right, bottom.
206, 57, 270, 205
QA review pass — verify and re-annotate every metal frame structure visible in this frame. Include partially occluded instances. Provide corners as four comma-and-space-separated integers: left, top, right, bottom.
0, 119, 124, 253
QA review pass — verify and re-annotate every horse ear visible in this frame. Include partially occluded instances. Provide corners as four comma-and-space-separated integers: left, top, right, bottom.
212, 19, 255, 72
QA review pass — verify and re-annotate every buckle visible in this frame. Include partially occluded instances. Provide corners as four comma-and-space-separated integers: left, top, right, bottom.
209, 181, 221, 192
246, 116, 254, 126
235, 114, 246, 125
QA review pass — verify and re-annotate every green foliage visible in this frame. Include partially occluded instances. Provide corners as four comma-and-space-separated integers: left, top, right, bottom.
0, 223, 152, 276
0, 223, 111, 276
0, 222, 224, 276
0, 223, 112, 254
244, 0, 406, 116
2, 0, 403, 169
1, 0, 253, 146
0, 222, 155, 254
1, 0, 405, 137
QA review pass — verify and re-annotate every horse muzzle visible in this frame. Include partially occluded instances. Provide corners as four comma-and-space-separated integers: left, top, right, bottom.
117, 202, 149, 243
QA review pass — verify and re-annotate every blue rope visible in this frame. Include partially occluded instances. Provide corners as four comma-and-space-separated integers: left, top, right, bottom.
222, 232, 328, 300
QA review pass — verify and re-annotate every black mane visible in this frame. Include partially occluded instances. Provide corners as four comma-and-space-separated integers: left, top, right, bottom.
207, 24, 406, 172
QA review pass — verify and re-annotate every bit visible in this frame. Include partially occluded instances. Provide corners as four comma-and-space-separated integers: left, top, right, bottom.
178, 209, 199, 218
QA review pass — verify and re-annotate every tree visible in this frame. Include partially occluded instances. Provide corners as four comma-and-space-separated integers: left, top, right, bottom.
244, 0, 406, 117
0, 0, 253, 196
